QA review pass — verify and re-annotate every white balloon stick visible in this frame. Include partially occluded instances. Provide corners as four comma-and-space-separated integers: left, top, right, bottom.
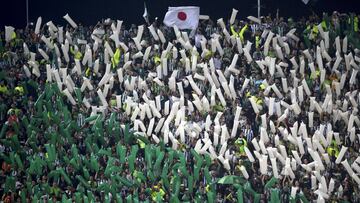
97, 89, 108, 107
157, 29, 166, 44
119, 42, 129, 52
348, 114, 355, 132
244, 147, 255, 162
275, 44, 284, 60
316, 46, 324, 70
104, 41, 114, 57
46, 21, 58, 32
131, 107, 140, 121
23, 65, 31, 78
324, 31, 329, 49
317, 23, 325, 39
222, 28, 231, 43
234, 106, 242, 122
336, 146, 348, 164
219, 142, 228, 156
29, 62, 40, 78
249, 97, 260, 114
143, 103, 152, 119
63, 88, 76, 105
136, 25, 144, 42
292, 150, 302, 165
281, 78, 288, 93
259, 139, 268, 155
260, 155, 268, 175
335, 36, 341, 54
230, 8, 238, 25
185, 58, 191, 73
283, 42, 290, 55
41, 35, 54, 49
142, 47, 152, 62
342, 159, 354, 175
296, 136, 305, 155
215, 38, 224, 56
343, 36, 348, 54
187, 75, 202, 96
228, 78, 237, 99
288, 33, 300, 42
240, 165, 249, 179
279, 145, 288, 159
247, 16, 261, 24
328, 178, 335, 193
216, 18, 226, 30
152, 117, 164, 134
63, 13, 78, 28
243, 48, 253, 64
302, 79, 311, 96
152, 134, 160, 143
350, 69, 358, 86
352, 173, 360, 185
322, 49, 332, 62
352, 162, 360, 174
235, 37, 243, 54
264, 31, 274, 56
270, 158, 279, 178
303, 49, 312, 62
214, 89, 226, 107
132, 37, 142, 51
35, 17, 42, 35
251, 138, 261, 152
38, 48, 49, 61
272, 84, 283, 99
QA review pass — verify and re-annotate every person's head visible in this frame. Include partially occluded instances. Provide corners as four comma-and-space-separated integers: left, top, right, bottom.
42, 175, 47, 183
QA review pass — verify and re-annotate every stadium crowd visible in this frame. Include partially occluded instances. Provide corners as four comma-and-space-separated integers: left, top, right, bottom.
0, 9, 360, 203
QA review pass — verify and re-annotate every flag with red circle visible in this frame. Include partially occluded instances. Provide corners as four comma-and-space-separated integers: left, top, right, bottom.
163, 6, 200, 30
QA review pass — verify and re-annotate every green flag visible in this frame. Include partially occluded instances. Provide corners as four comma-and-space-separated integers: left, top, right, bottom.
4, 176, 15, 193
236, 186, 244, 203
265, 177, 278, 189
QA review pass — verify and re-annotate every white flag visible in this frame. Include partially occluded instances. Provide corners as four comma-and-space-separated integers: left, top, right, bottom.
5, 26, 15, 42
163, 6, 200, 30
143, 2, 149, 24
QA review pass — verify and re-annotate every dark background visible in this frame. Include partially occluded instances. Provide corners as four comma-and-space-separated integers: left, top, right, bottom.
1, 0, 360, 28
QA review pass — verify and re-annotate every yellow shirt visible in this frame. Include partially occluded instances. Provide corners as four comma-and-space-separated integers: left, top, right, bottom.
112, 48, 121, 68
239, 25, 248, 43
75, 52, 82, 60
355, 16, 359, 32
15, 86, 24, 95
231, 25, 248, 42
154, 56, 161, 64
255, 36, 260, 49
0, 85, 8, 93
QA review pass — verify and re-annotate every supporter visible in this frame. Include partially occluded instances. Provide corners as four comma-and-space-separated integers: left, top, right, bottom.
0, 10, 359, 202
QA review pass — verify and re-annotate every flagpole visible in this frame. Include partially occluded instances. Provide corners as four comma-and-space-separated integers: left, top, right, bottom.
258, 0, 261, 19
26, 0, 29, 26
